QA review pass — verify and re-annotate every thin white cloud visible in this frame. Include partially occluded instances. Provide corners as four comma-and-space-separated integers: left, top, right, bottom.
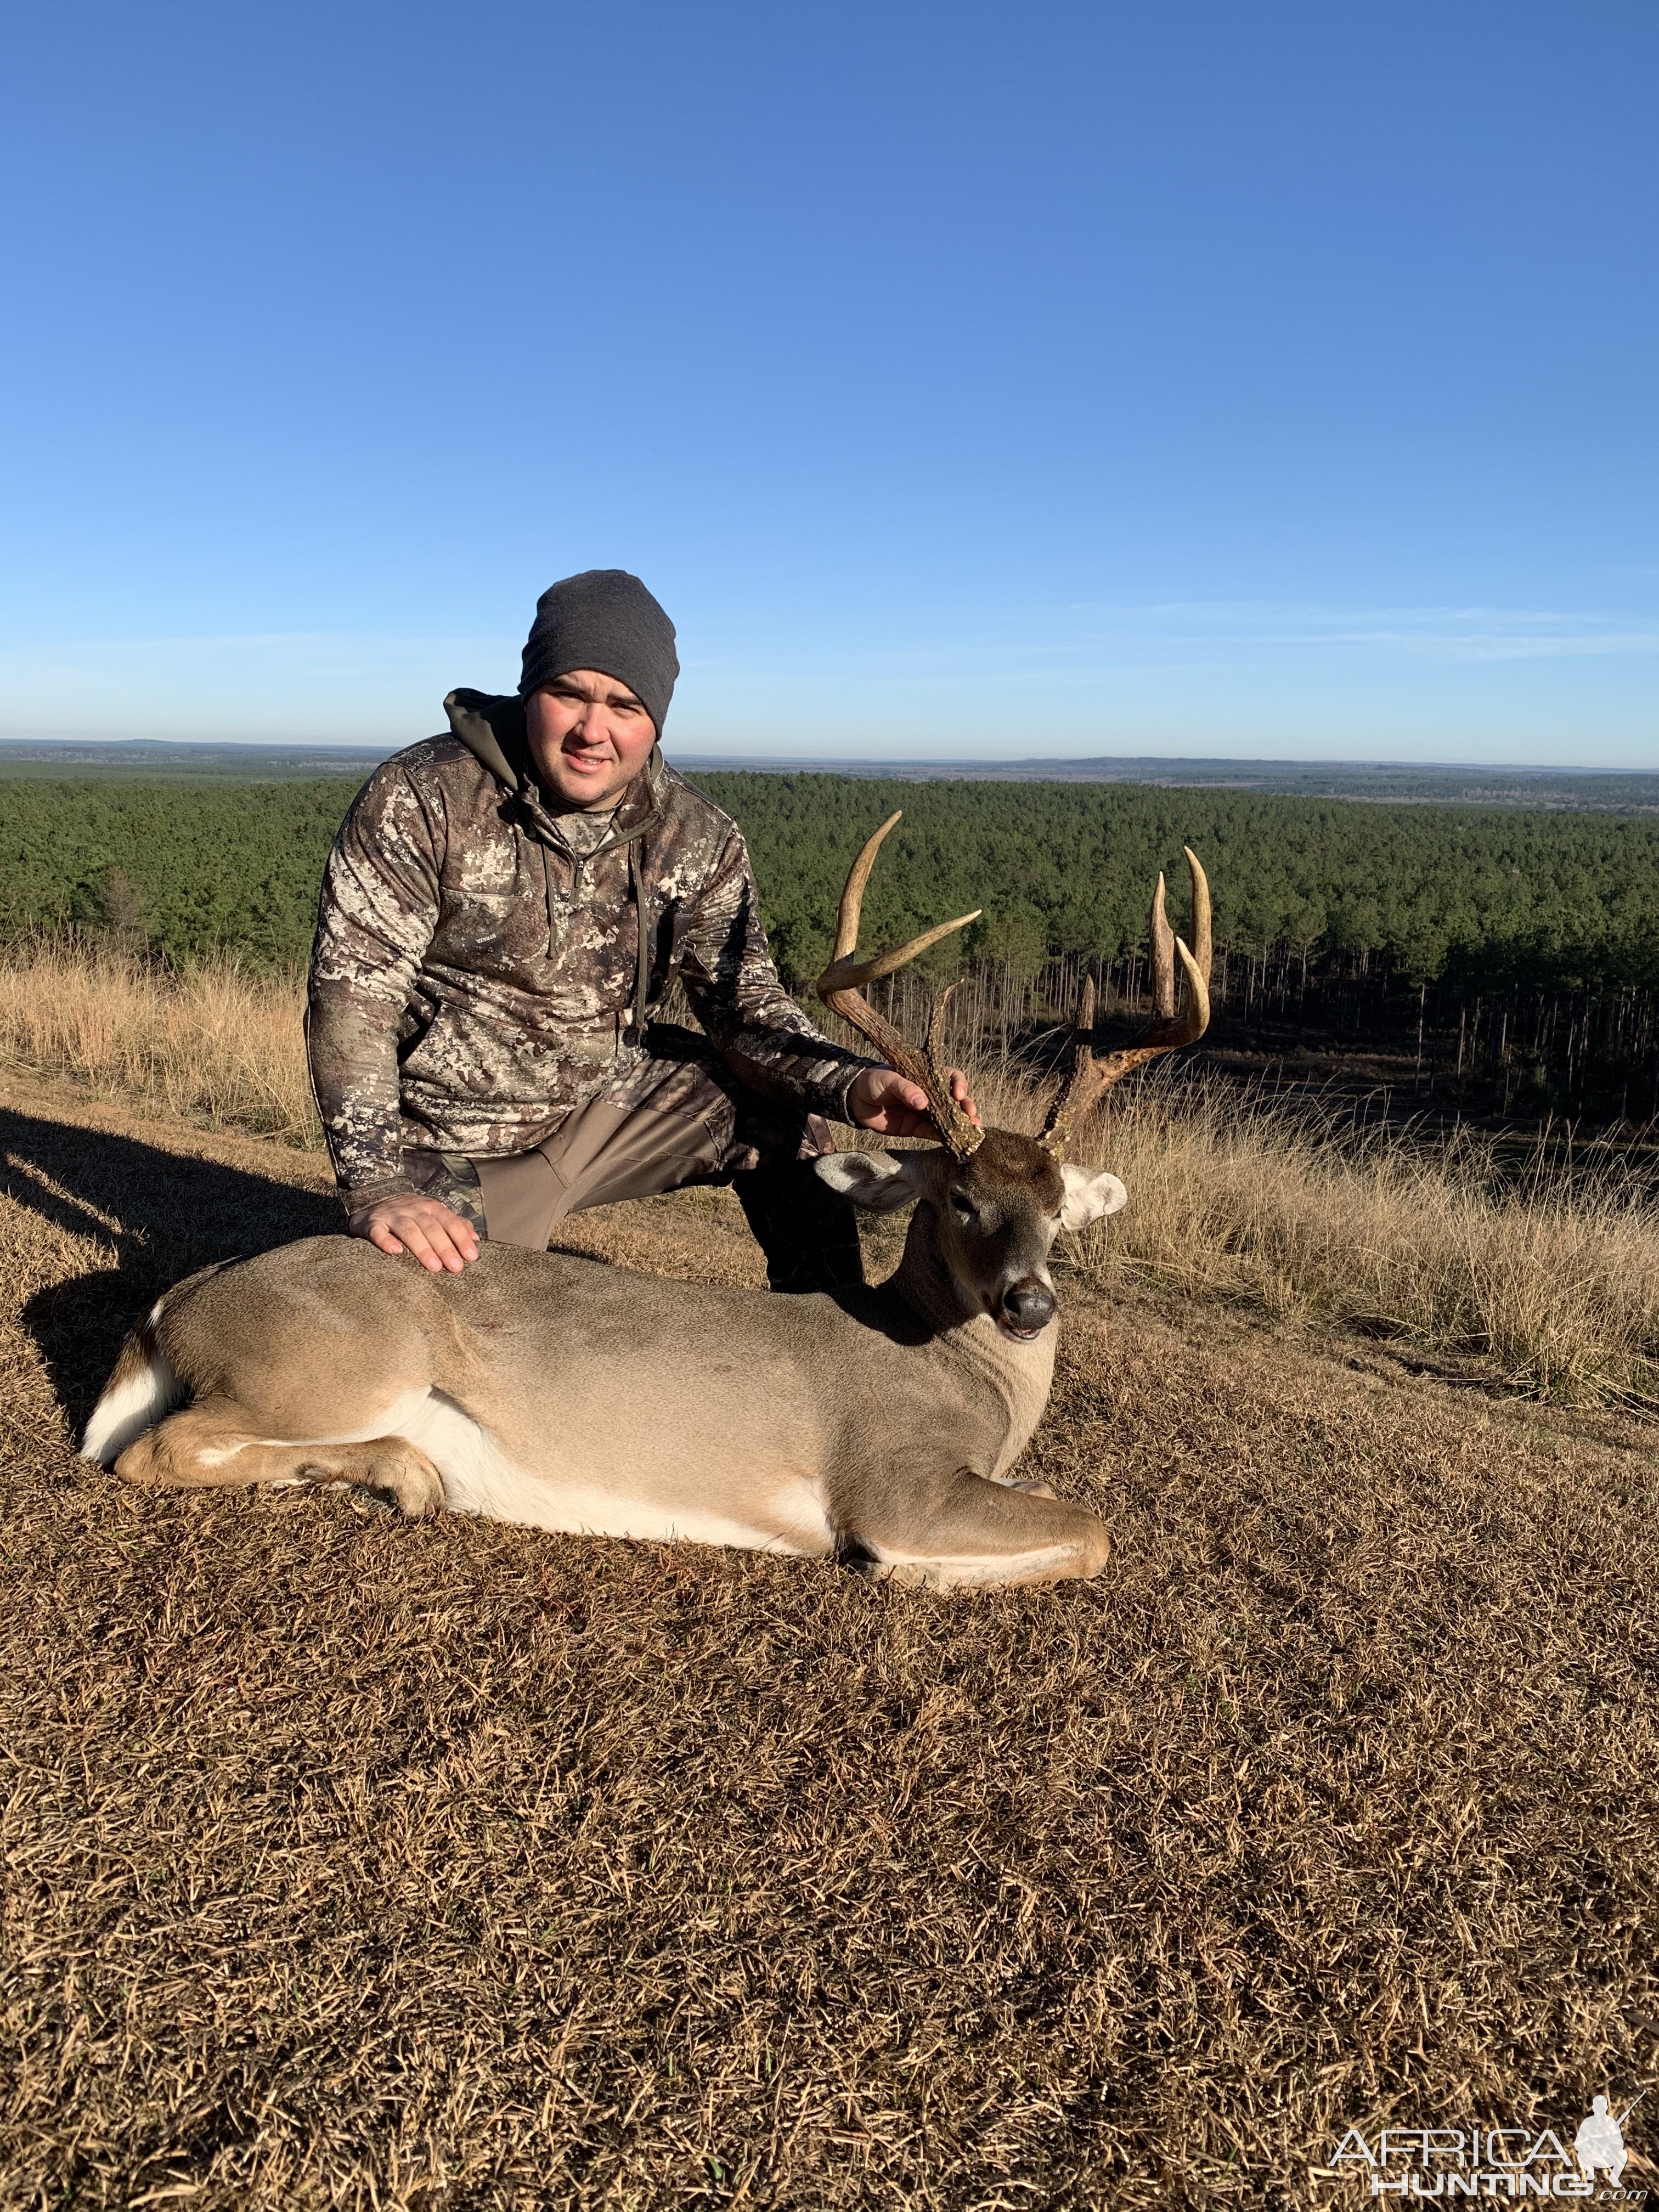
1044, 600, 1659, 662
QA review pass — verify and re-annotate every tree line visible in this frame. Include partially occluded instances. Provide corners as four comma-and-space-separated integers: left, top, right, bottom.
2, 769, 1657, 998
0, 780, 353, 969
697, 774, 1659, 997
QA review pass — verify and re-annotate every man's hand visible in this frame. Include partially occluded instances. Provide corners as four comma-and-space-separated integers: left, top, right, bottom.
348, 1194, 480, 1274
848, 1065, 981, 1142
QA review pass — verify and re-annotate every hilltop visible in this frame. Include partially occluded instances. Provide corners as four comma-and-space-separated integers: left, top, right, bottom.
1, 1068, 1655, 2207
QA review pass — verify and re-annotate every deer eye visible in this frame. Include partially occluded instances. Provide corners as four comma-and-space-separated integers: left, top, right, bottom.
950, 1193, 977, 1222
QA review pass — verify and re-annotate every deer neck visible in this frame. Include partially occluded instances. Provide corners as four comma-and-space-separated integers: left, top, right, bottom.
888, 1203, 1058, 1475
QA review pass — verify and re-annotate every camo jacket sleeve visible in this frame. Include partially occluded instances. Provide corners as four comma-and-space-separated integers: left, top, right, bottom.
306, 764, 442, 1206
676, 823, 876, 1122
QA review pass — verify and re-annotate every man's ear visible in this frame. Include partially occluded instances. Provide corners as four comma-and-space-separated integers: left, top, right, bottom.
814, 1150, 929, 1214
1059, 1163, 1128, 1231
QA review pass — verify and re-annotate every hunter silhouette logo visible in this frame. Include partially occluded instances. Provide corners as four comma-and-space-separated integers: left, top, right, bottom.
1577, 2095, 1643, 2191
1327, 2090, 1649, 2197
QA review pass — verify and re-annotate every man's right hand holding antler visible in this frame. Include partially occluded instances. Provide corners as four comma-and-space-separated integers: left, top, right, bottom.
848, 1066, 981, 1141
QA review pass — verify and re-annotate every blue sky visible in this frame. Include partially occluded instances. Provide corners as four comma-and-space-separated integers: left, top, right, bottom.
2, 2, 1655, 764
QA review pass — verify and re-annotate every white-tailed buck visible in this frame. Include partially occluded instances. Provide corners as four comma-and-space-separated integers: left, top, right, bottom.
83, 817, 1212, 1591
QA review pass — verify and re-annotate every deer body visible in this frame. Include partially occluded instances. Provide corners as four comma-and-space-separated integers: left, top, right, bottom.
82, 817, 1212, 1593
84, 1193, 1092, 1589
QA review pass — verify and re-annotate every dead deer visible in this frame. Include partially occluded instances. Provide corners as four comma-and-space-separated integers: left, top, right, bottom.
81, 816, 1212, 1592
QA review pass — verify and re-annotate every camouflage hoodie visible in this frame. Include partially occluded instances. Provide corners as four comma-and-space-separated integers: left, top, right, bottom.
307, 689, 871, 1206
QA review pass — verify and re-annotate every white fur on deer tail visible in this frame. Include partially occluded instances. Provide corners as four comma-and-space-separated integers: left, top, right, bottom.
81, 1300, 183, 1466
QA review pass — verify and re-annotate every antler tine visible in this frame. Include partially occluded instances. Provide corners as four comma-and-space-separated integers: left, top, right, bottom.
823, 812, 982, 988
927, 979, 964, 1070
830, 809, 894, 962
1040, 847, 1215, 1156
1185, 844, 1212, 978
1149, 873, 1176, 1022
816, 812, 985, 1159
1037, 972, 1098, 1153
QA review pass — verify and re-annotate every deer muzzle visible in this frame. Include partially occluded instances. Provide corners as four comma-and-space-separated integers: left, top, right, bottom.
996, 1277, 1058, 1340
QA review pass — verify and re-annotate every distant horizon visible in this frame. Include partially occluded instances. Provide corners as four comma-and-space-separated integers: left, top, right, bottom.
3, 733, 1655, 804
2, 731, 1653, 774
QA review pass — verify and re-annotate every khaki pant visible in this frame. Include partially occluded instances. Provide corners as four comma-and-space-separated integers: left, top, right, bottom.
403, 1025, 833, 1256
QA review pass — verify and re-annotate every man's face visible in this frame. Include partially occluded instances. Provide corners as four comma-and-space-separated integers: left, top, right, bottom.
524, 670, 656, 810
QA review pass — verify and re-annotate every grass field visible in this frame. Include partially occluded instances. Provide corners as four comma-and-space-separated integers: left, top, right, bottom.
3, 940, 1656, 1409
1, 1069, 1656, 2207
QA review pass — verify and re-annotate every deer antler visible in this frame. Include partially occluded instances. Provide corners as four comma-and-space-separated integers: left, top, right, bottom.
815, 811, 985, 1160
1040, 848, 1212, 1156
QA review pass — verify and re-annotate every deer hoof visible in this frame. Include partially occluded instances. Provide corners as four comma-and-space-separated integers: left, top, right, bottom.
368, 1444, 445, 1520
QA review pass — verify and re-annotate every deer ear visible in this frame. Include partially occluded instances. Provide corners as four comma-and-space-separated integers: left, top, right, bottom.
814, 1150, 928, 1214
1059, 1164, 1127, 1231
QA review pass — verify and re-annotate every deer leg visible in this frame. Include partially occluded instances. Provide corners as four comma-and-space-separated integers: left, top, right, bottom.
114, 1398, 445, 1519
845, 1467, 1110, 1593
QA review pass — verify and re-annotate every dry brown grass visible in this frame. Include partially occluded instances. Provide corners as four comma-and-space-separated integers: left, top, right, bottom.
1, 1072, 1656, 2208
0, 937, 316, 1144
3, 940, 1656, 1408
946, 1062, 1659, 1412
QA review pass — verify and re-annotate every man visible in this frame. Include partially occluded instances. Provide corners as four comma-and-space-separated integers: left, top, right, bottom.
307, 569, 977, 1287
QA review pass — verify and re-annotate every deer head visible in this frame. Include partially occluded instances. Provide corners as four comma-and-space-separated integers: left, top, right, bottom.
814, 812, 1212, 1341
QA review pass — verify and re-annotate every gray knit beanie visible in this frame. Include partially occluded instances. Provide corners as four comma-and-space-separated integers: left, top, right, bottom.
518, 569, 679, 736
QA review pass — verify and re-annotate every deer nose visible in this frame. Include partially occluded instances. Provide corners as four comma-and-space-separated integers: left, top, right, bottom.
1000, 1279, 1056, 1334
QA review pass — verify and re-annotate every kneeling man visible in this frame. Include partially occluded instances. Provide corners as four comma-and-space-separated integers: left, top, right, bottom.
307, 569, 975, 1286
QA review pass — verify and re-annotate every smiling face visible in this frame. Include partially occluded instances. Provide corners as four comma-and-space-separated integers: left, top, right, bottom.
816, 1128, 1128, 1341
524, 669, 658, 810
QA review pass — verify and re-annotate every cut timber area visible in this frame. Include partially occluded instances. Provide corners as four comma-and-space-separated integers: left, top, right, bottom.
1, 1070, 1656, 2210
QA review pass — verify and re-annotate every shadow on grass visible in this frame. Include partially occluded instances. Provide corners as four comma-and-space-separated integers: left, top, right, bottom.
1, 1106, 340, 1434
